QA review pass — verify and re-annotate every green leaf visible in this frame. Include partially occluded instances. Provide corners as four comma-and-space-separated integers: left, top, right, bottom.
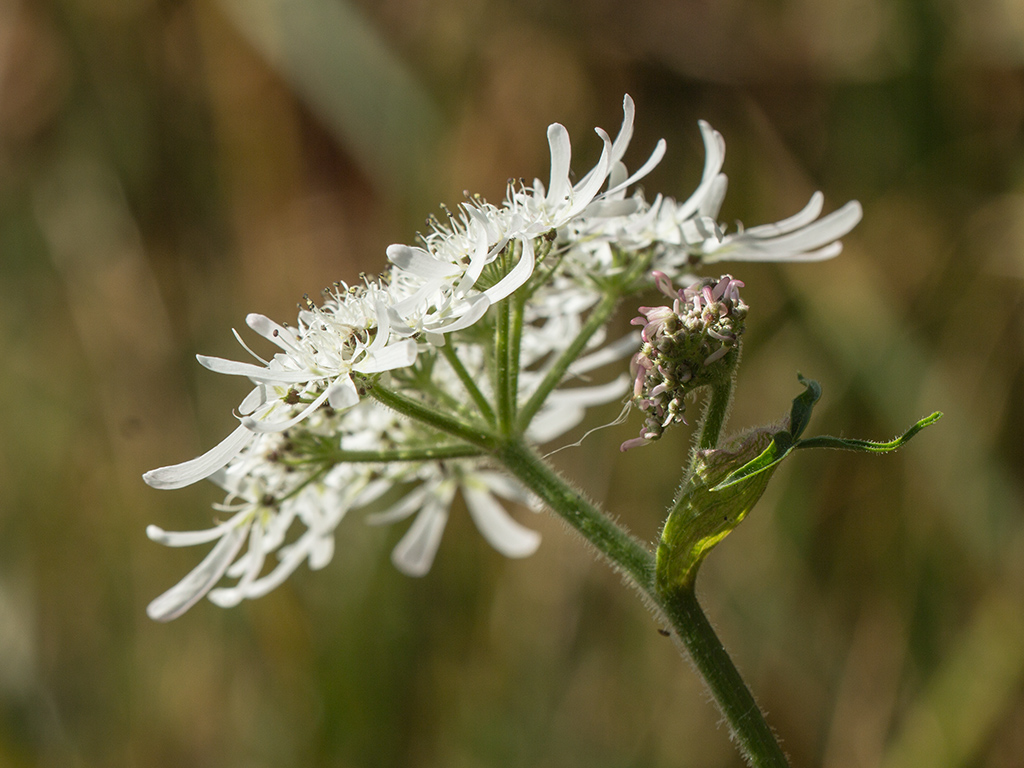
712, 432, 794, 491
790, 374, 821, 440
795, 411, 943, 453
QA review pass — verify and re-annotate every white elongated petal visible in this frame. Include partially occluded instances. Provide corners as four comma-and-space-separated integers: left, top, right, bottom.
674, 121, 726, 221
354, 338, 417, 373
243, 540, 312, 598
143, 424, 254, 490
752, 200, 863, 251
609, 94, 636, 165
471, 472, 537, 506
238, 385, 267, 415
246, 314, 297, 351
146, 521, 250, 621
326, 375, 360, 409
742, 191, 824, 238
564, 128, 613, 218
463, 485, 541, 558
425, 294, 490, 335
231, 327, 268, 364
391, 278, 443, 317
366, 485, 430, 526
196, 355, 314, 383
697, 174, 728, 220
241, 386, 332, 433
386, 244, 461, 278
366, 299, 391, 354
603, 138, 667, 197
549, 374, 630, 407
526, 404, 586, 443
585, 199, 642, 218
545, 123, 572, 207
482, 238, 535, 304
709, 241, 845, 264
567, 334, 641, 376
308, 534, 335, 570
390, 490, 454, 577
713, 200, 863, 262
146, 518, 240, 547
526, 376, 631, 443
454, 223, 495, 296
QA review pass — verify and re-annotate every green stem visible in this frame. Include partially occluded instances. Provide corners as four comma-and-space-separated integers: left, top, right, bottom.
495, 291, 514, 435
287, 443, 482, 466
508, 294, 524, 426
516, 289, 620, 431
364, 380, 499, 451
658, 584, 791, 768
440, 343, 497, 425
696, 376, 735, 452
496, 439, 789, 768
496, 439, 654, 589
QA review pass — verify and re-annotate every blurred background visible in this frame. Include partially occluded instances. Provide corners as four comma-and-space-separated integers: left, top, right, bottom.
2, 0, 1024, 766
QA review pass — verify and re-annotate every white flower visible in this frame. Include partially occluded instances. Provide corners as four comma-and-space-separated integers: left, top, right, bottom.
143, 281, 417, 490
510, 94, 666, 233
146, 441, 386, 621
366, 463, 542, 577
383, 95, 665, 342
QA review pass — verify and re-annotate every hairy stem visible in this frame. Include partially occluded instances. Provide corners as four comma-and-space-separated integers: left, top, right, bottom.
657, 584, 791, 768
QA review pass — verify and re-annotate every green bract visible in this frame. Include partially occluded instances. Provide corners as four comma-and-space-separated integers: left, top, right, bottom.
656, 376, 942, 593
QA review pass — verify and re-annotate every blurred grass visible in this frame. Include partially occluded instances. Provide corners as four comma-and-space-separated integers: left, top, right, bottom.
2, 0, 1024, 766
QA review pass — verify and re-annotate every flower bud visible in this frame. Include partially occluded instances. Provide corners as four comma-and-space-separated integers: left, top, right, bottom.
621, 273, 747, 450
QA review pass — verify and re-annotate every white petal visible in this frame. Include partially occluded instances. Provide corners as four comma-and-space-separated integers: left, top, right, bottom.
526, 404, 585, 443
238, 385, 267, 415
365, 299, 391, 354
392, 278, 443, 317
366, 485, 430, 526
246, 314, 298, 352
568, 334, 641, 376
482, 238, 535, 304
709, 241, 843, 264
728, 200, 862, 257
146, 516, 241, 547
354, 339, 417, 374
391, 493, 453, 577
545, 123, 572, 207
564, 128, 613, 218
387, 244, 461, 278
463, 485, 541, 559
549, 374, 630, 407
146, 521, 250, 621
603, 138, 667, 197
471, 472, 537, 506
143, 424, 254, 490
608, 94, 636, 166
697, 174, 728, 220
241, 386, 332, 433
308, 534, 335, 570
425, 294, 491, 335
674, 121, 726, 221
196, 355, 313, 383
242, 541, 310, 598
742, 191, 824, 238
326, 375, 360, 409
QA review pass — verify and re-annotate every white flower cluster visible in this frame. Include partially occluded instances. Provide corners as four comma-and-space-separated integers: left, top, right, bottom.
144, 96, 862, 620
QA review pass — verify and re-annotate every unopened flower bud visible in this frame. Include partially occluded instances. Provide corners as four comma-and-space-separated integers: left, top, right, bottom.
621, 272, 747, 450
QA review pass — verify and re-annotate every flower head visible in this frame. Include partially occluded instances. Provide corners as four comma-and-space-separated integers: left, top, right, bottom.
622, 272, 747, 450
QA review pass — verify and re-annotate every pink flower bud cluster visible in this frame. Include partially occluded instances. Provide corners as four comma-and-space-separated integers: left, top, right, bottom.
621, 272, 747, 451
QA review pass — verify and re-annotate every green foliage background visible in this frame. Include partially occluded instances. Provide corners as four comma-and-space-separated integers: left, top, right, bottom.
2, 0, 1023, 766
